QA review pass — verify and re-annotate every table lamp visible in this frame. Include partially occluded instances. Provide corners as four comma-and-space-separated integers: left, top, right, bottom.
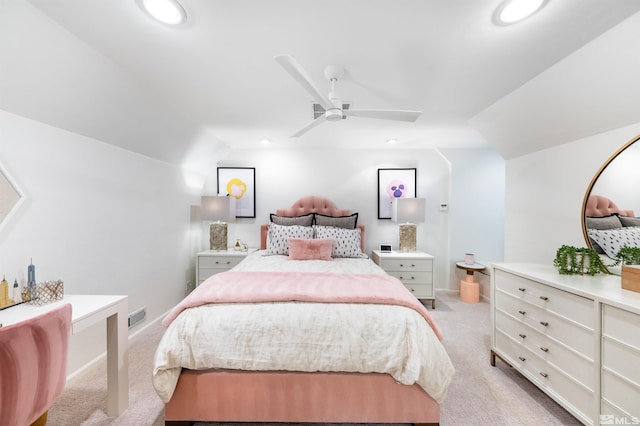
201, 196, 236, 250
392, 197, 425, 252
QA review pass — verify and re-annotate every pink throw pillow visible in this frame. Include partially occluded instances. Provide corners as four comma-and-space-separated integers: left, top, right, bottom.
288, 238, 334, 261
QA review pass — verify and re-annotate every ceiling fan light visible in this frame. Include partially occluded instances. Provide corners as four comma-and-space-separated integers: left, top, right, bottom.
325, 108, 343, 122
140, 0, 187, 26
496, 0, 547, 25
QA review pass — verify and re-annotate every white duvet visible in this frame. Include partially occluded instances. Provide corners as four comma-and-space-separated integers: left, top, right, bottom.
152, 251, 454, 403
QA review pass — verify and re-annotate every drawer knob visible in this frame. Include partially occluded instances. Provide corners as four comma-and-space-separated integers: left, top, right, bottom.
539, 372, 548, 378
539, 296, 549, 301
539, 321, 549, 327
518, 310, 526, 316
518, 333, 526, 339
539, 347, 549, 352
518, 356, 526, 362
518, 287, 526, 292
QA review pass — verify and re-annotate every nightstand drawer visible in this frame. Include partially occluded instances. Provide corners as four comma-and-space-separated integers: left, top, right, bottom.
404, 283, 433, 298
386, 270, 432, 285
196, 249, 256, 286
380, 258, 432, 272
198, 256, 244, 269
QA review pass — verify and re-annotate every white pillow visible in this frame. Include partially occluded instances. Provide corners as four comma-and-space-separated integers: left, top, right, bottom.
586, 227, 640, 259
266, 223, 313, 255
314, 225, 367, 258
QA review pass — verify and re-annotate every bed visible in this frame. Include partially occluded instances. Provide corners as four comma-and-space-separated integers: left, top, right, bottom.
153, 196, 454, 425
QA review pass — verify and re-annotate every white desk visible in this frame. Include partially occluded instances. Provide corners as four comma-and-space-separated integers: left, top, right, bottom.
0, 294, 129, 416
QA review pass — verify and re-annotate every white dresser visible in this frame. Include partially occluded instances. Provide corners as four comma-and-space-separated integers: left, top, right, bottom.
196, 249, 256, 286
491, 263, 640, 425
371, 250, 435, 308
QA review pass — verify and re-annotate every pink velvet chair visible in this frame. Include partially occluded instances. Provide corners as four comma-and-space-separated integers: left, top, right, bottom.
0, 303, 72, 426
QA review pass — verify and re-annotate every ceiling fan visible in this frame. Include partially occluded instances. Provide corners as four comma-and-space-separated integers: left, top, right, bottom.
274, 54, 422, 137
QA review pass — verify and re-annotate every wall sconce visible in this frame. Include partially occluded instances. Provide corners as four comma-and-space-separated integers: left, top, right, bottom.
201, 196, 236, 251
392, 197, 425, 252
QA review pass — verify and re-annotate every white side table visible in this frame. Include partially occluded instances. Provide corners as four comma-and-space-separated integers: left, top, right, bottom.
196, 249, 257, 286
371, 250, 435, 308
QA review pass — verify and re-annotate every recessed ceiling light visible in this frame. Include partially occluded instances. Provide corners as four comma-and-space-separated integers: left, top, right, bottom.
495, 0, 547, 25
261, 139, 271, 145
139, 0, 187, 26
387, 139, 398, 145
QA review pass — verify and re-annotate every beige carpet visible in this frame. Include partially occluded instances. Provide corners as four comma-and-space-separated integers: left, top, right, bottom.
47, 293, 581, 426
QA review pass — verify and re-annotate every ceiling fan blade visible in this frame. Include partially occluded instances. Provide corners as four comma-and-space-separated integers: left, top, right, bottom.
291, 116, 326, 138
274, 54, 333, 110
344, 109, 422, 122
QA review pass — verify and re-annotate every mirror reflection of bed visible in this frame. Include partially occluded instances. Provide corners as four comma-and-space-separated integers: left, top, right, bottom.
584, 194, 640, 274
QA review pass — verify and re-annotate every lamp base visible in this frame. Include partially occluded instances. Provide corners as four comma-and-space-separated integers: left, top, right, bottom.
399, 223, 416, 252
210, 222, 228, 251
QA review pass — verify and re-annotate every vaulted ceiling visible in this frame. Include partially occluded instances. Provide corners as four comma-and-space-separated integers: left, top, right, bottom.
3, 1, 640, 172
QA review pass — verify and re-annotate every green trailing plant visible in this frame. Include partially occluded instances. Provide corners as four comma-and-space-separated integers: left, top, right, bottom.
553, 245, 611, 276
613, 246, 640, 266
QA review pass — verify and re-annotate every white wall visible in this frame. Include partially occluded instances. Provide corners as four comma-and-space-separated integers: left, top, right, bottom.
504, 122, 640, 263
442, 148, 505, 300
0, 110, 199, 374
205, 146, 505, 293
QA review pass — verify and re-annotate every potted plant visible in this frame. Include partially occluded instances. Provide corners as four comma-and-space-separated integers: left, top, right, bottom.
553, 245, 611, 275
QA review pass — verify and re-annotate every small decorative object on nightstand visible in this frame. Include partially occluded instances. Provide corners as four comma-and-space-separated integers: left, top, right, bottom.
371, 249, 435, 308
392, 198, 425, 252
196, 248, 256, 286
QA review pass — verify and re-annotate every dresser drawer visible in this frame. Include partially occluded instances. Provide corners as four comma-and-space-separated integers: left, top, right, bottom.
602, 338, 640, 388
602, 369, 640, 417
386, 270, 432, 284
603, 304, 640, 351
495, 309, 594, 388
601, 399, 629, 418
495, 290, 594, 358
495, 331, 594, 419
494, 270, 594, 327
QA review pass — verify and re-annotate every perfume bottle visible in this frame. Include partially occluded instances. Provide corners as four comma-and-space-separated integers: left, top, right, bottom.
13, 279, 20, 304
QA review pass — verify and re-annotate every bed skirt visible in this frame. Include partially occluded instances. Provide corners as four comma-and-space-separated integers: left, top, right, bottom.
165, 369, 439, 425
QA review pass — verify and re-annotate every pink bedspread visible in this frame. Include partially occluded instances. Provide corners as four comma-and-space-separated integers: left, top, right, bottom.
162, 271, 443, 340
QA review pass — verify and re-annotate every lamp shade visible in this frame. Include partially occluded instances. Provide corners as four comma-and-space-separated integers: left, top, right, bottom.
392, 197, 425, 223
201, 196, 236, 222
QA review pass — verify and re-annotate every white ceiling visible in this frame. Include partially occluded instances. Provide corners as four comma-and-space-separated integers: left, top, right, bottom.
11, 0, 640, 167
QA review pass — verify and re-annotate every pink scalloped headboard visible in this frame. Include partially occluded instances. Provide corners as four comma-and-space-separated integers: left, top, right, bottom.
275, 196, 351, 217
261, 196, 365, 253
585, 194, 634, 217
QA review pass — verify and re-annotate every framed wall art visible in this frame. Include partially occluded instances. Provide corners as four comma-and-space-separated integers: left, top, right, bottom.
217, 167, 256, 218
377, 168, 416, 219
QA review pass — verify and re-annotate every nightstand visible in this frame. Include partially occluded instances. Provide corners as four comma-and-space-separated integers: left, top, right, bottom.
196, 249, 256, 286
371, 250, 435, 308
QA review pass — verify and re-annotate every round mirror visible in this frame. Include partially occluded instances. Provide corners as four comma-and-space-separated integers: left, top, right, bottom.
582, 134, 640, 265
